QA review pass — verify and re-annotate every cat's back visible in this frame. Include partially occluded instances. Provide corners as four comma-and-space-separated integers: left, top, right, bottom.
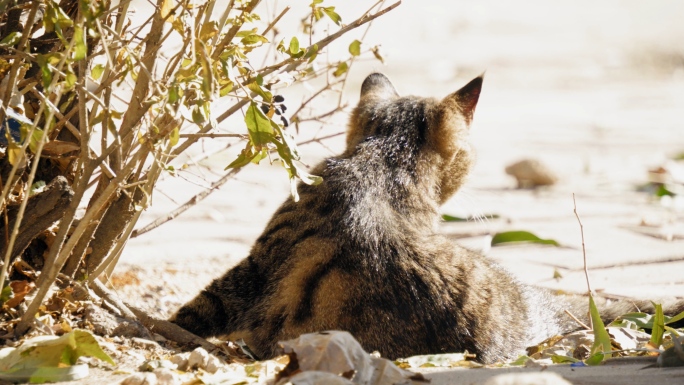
172, 73, 550, 363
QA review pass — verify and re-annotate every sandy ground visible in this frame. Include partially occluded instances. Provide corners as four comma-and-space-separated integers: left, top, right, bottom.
115, 0, 684, 313
97, 0, 684, 383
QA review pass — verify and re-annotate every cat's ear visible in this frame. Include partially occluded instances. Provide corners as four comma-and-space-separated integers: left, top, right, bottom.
360, 73, 399, 99
445, 75, 483, 124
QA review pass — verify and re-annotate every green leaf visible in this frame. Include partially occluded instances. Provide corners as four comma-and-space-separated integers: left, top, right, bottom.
610, 312, 653, 330
491, 230, 560, 246
219, 80, 234, 97
72, 26, 87, 60
305, 44, 319, 63
586, 295, 612, 365
6, 141, 23, 166
29, 181, 47, 197
191, 106, 206, 124
44, 0, 74, 36
322, 6, 341, 25
241, 34, 269, 47
36, 54, 60, 89
0, 330, 114, 377
508, 355, 530, 366
244, 102, 274, 147
0, 32, 21, 47
199, 21, 219, 40
666, 309, 684, 325
64, 69, 77, 90
650, 303, 665, 347
197, 43, 214, 99
246, 81, 272, 102
168, 83, 180, 103
333, 62, 348, 77
441, 214, 467, 222
235, 28, 258, 38
655, 184, 675, 197
349, 40, 361, 56
251, 148, 268, 165
664, 325, 681, 337
28, 128, 46, 153
169, 127, 179, 147
0, 286, 11, 305
551, 355, 579, 364
226, 152, 253, 170
313, 7, 323, 22
90, 64, 105, 80
289, 37, 300, 55
0, 364, 89, 383
226, 143, 259, 169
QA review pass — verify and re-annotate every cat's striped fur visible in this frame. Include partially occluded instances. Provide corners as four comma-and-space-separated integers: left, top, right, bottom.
171, 73, 681, 363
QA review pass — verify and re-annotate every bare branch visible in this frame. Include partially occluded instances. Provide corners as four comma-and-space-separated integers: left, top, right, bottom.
262, 6, 290, 36
131, 168, 241, 238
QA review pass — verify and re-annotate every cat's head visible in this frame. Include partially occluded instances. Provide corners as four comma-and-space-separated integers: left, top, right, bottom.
347, 73, 483, 204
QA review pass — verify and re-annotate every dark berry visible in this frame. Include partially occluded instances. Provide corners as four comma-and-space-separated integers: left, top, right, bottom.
260, 104, 269, 114
280, 116, 289, 127
273, 95, 285, 103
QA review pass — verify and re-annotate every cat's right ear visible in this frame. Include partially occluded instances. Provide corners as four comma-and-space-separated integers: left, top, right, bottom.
360, 73, 399, 99
444, 75, 483, 124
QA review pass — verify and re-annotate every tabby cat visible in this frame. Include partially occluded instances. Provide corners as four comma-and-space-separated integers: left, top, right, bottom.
171, 73, 677, 363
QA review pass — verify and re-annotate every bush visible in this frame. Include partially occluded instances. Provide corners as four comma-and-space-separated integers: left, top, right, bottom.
0, 0, 398, 336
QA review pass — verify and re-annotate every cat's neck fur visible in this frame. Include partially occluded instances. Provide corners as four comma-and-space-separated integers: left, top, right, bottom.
331, 96, 444, 250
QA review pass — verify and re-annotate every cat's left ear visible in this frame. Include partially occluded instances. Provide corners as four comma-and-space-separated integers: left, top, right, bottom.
445, 75, 483, 124
360, 73, 399, 99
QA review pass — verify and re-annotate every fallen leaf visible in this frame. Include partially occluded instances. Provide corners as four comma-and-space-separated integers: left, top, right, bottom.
491, 231, 560, 247
0, 330, 114, 383
42, 140, 80, 156
4, 281, 34, 308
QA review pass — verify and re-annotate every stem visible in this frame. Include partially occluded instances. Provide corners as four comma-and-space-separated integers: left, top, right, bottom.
0, 1, 39, 125
16, 147, 149, 336
572, 193, 593, 329
131, 168, 240, 238
0, 26, 81, 295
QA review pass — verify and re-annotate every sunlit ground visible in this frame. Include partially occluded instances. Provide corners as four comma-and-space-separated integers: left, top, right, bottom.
119, 0, 684, 311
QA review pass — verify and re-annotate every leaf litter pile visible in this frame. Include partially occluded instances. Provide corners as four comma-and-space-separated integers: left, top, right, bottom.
0, 260, 681, 384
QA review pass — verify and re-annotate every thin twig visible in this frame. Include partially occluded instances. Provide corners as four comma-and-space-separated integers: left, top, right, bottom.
0, 30, 80, 296
171, 1, 400, 159
212, 0, 262, 60
17, 147, 150, 336
335, 0, 387, 107
572, 193, 593, 329
131, 168, 241, 238
289, 79, 344, 123
28, 89, 81, 140
258, 1, 401, 80
178, 133, 247, 139
296, 131, 345, 146
262, 6, 290, 36
0, 1, 39, 125
565, 309, 591, 330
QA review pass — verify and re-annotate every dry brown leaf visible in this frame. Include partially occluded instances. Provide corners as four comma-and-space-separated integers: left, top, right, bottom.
42, 140, 80, 156
4, 281, 34, 308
